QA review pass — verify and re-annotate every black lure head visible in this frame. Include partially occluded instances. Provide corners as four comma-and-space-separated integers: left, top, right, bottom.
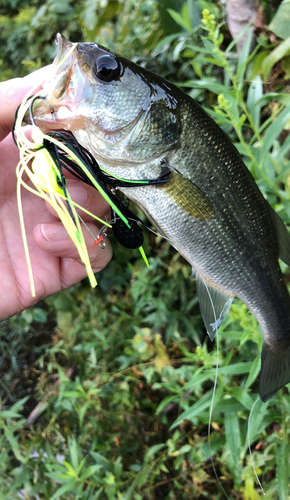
112, 215, 144, 249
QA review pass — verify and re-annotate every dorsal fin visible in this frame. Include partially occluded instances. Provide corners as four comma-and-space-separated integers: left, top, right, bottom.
196, 273, 233, 341
268, 203, 290, 266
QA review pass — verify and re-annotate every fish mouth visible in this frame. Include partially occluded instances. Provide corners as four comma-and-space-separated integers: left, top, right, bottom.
25, 34, 87, 131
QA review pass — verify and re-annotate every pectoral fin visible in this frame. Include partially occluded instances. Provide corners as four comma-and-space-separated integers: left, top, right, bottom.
196, 274, 233, 340
160, 170, 214, 220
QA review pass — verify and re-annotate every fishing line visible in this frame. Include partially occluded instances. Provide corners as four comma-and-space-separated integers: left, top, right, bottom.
247, 396, 267, 498
76, 213, 100, 243
196, 271, 231, 500
197, 275, 264, 498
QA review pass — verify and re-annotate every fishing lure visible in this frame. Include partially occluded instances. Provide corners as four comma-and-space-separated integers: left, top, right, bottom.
39, 125, 171, 250
13, 92, 170, 297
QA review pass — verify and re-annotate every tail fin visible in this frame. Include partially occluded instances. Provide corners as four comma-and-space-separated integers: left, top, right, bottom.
259, 343, 290, 402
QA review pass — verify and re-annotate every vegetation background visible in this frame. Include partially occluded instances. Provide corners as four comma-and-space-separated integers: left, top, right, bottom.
1, 0, 290, 498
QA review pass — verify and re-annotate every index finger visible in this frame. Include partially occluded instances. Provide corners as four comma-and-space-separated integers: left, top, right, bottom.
0, 66, 53, 142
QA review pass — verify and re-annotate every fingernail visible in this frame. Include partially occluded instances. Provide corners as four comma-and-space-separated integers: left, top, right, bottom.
68, 185, 88, 207
41, 223, 68, 241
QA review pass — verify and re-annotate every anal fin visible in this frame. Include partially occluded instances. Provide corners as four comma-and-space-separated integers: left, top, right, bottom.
196, 274, 233, 341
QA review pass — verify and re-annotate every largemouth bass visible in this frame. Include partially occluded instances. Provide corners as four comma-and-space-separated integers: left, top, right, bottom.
31, 34, 290, 402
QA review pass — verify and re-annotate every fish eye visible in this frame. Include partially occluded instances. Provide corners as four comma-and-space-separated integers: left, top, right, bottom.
94, 55, 120, 82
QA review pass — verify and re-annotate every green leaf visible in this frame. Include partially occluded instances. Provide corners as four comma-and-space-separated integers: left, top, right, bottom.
46, 471, 72, 480
224, 412, 242, 484
0, 410, 24, 419
167, 8, 190, 32
76, 456, 88, 475
187, 0, 201, 30
7, 396, 30, 414
155, 395, 179, 414
226, 23, 253, 57
245, 355, 261, 390
215, 398, 244, 413
137, 463, 155, 489
144, 443, 166, 463
179, 79, 230, 94
177, 443, 192, 454
69, 437, 79, 472
170, 392, 212, 429
54, 292, 75, 312
63, 461, 77, 477
254, 92, 290, 108
230, 387, 254, 411
277, 437, 290, 499
237, 28, 254, 88
61, 391, 82, 398
83, 0, 98, 32
218, 361, 253, 375
198, 0, 219, 17
184, 371, 215, 390
32, 307, 47, 323
90, 451, 109, 469
247, 76, 263, 130
80, 464, 102, 480
245, 398, 269, 449
3, 424, 25, 463
170, 386, 223, 429
79, 400, 92, 426
268, 0, 290, 40
123, 477, 138, 500
49, 479, 76, 500
202, 57, 225, 67
259, 106, 290, 165
181, 2, 193, 31
262, 37, 290, 78
247, 51, 268, 79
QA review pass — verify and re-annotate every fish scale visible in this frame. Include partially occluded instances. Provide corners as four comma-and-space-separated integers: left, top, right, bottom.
31, 33, 290, 402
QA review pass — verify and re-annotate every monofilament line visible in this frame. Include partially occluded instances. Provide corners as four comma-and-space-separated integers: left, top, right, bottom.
247, 396, 267, 497
197, 272, 231, 500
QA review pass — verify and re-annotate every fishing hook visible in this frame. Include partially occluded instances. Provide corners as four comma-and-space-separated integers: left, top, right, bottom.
49, 105, 56, 123
94, 225, 108, 249
29, 95, 46, 126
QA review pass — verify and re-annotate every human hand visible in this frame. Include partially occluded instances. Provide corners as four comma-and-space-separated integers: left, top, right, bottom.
0, 68, 112, 320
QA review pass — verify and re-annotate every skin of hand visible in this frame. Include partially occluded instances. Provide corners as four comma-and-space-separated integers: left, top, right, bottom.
0, 67, 112, 321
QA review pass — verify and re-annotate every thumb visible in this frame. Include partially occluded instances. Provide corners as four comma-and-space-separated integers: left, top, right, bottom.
0, 65, 53, 142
